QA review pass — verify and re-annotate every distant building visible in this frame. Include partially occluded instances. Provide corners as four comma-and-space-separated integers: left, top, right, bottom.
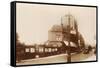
48, 14, 85, 49
48, 25, 63, 42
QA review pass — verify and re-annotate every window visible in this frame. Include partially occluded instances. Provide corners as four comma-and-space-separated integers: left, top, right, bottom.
39, 47, 43, 52
30, 48, 35, 53
48, 48, 52, 52
45, 48, 48, 52
56, 34, 62, 41
25, 48, 29, 52
55, 48, 57, 51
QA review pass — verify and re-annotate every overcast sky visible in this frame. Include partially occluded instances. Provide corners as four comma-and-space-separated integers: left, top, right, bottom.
16, 3, 96, 45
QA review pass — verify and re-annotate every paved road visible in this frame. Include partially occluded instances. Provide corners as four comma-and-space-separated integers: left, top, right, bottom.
17, 51, 96, 65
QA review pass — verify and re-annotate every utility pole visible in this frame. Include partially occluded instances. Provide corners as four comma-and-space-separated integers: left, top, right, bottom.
61, 14, 71, 62
67, 14, 71, 62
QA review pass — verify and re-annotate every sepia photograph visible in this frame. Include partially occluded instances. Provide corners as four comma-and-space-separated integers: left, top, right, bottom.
15, 2, 97, 66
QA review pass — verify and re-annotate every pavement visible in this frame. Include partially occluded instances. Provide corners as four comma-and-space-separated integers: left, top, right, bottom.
16, 50, 96, 65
